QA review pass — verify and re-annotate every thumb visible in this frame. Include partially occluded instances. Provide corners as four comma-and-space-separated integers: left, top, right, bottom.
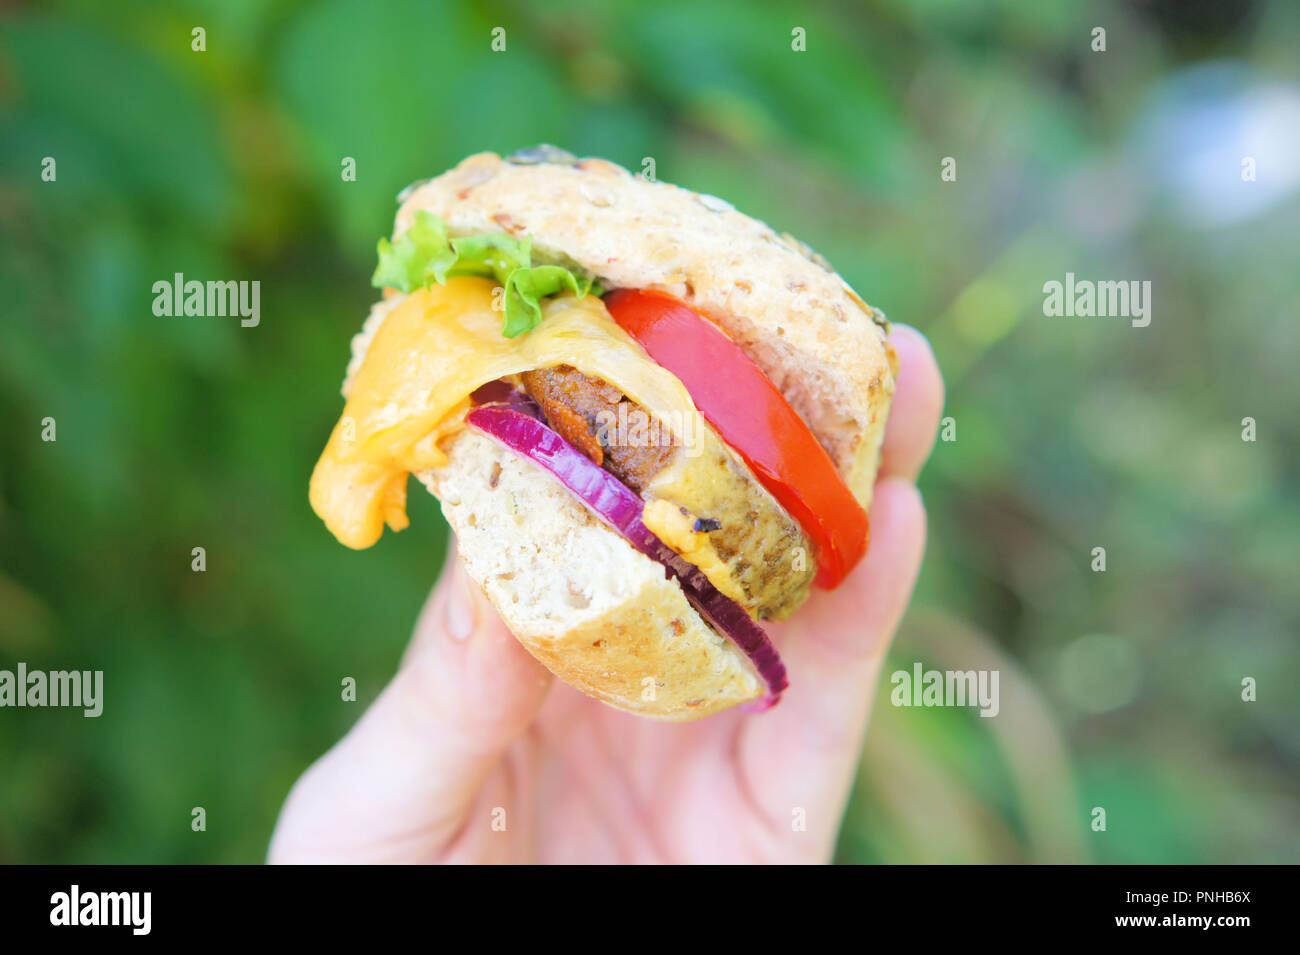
269, 541, 552, 863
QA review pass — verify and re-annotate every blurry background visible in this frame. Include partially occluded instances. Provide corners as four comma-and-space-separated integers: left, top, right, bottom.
2, 0, 1297, 863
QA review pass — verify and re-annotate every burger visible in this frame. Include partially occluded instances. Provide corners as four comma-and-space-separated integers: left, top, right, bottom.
310, 146, 897, 720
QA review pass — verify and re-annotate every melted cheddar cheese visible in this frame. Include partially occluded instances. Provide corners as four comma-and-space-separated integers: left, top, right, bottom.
310, 277, 706, 549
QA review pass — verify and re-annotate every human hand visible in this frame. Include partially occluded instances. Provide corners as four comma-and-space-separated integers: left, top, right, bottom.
270, 325, 944, 863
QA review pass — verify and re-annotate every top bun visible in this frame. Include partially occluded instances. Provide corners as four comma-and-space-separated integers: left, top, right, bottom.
392, 148, 897, 509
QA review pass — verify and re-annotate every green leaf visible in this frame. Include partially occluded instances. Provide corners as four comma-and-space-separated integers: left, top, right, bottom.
448, 233, 531, 284
502, 266, 594, 338
371, 210, 457, 291
371, 211, 596, 337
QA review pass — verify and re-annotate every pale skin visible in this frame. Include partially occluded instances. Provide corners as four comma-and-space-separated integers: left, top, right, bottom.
270, 326, 944, 863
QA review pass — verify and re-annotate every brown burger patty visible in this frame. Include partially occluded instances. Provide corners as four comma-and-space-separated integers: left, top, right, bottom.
520, 365, 679, 492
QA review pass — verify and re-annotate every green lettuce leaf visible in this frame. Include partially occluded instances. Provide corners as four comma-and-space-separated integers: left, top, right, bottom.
447, 233, 531, 285
371, 211, 458, 290
371, 211, 596, 337
502, 266, 596, 338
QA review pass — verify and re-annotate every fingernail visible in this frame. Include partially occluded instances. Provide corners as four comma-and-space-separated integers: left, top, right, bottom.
443, 563, 477, 641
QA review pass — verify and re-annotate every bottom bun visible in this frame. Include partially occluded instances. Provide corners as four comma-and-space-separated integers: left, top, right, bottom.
419, 429, 764, 720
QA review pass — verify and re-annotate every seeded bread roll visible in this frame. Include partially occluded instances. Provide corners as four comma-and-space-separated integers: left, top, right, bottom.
393, 148, 897, 509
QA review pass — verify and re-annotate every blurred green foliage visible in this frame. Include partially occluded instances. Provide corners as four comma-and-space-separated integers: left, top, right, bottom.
2, 0, 1297, 863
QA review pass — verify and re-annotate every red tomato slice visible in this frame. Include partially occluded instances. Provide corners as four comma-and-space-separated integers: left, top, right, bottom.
604, 289, 868, 589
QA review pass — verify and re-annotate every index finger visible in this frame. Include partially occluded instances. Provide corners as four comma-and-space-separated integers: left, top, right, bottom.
878, 325, 945, 483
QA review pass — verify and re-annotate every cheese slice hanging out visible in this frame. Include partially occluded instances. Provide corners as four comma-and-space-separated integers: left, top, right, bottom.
310, 276, 704, 550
